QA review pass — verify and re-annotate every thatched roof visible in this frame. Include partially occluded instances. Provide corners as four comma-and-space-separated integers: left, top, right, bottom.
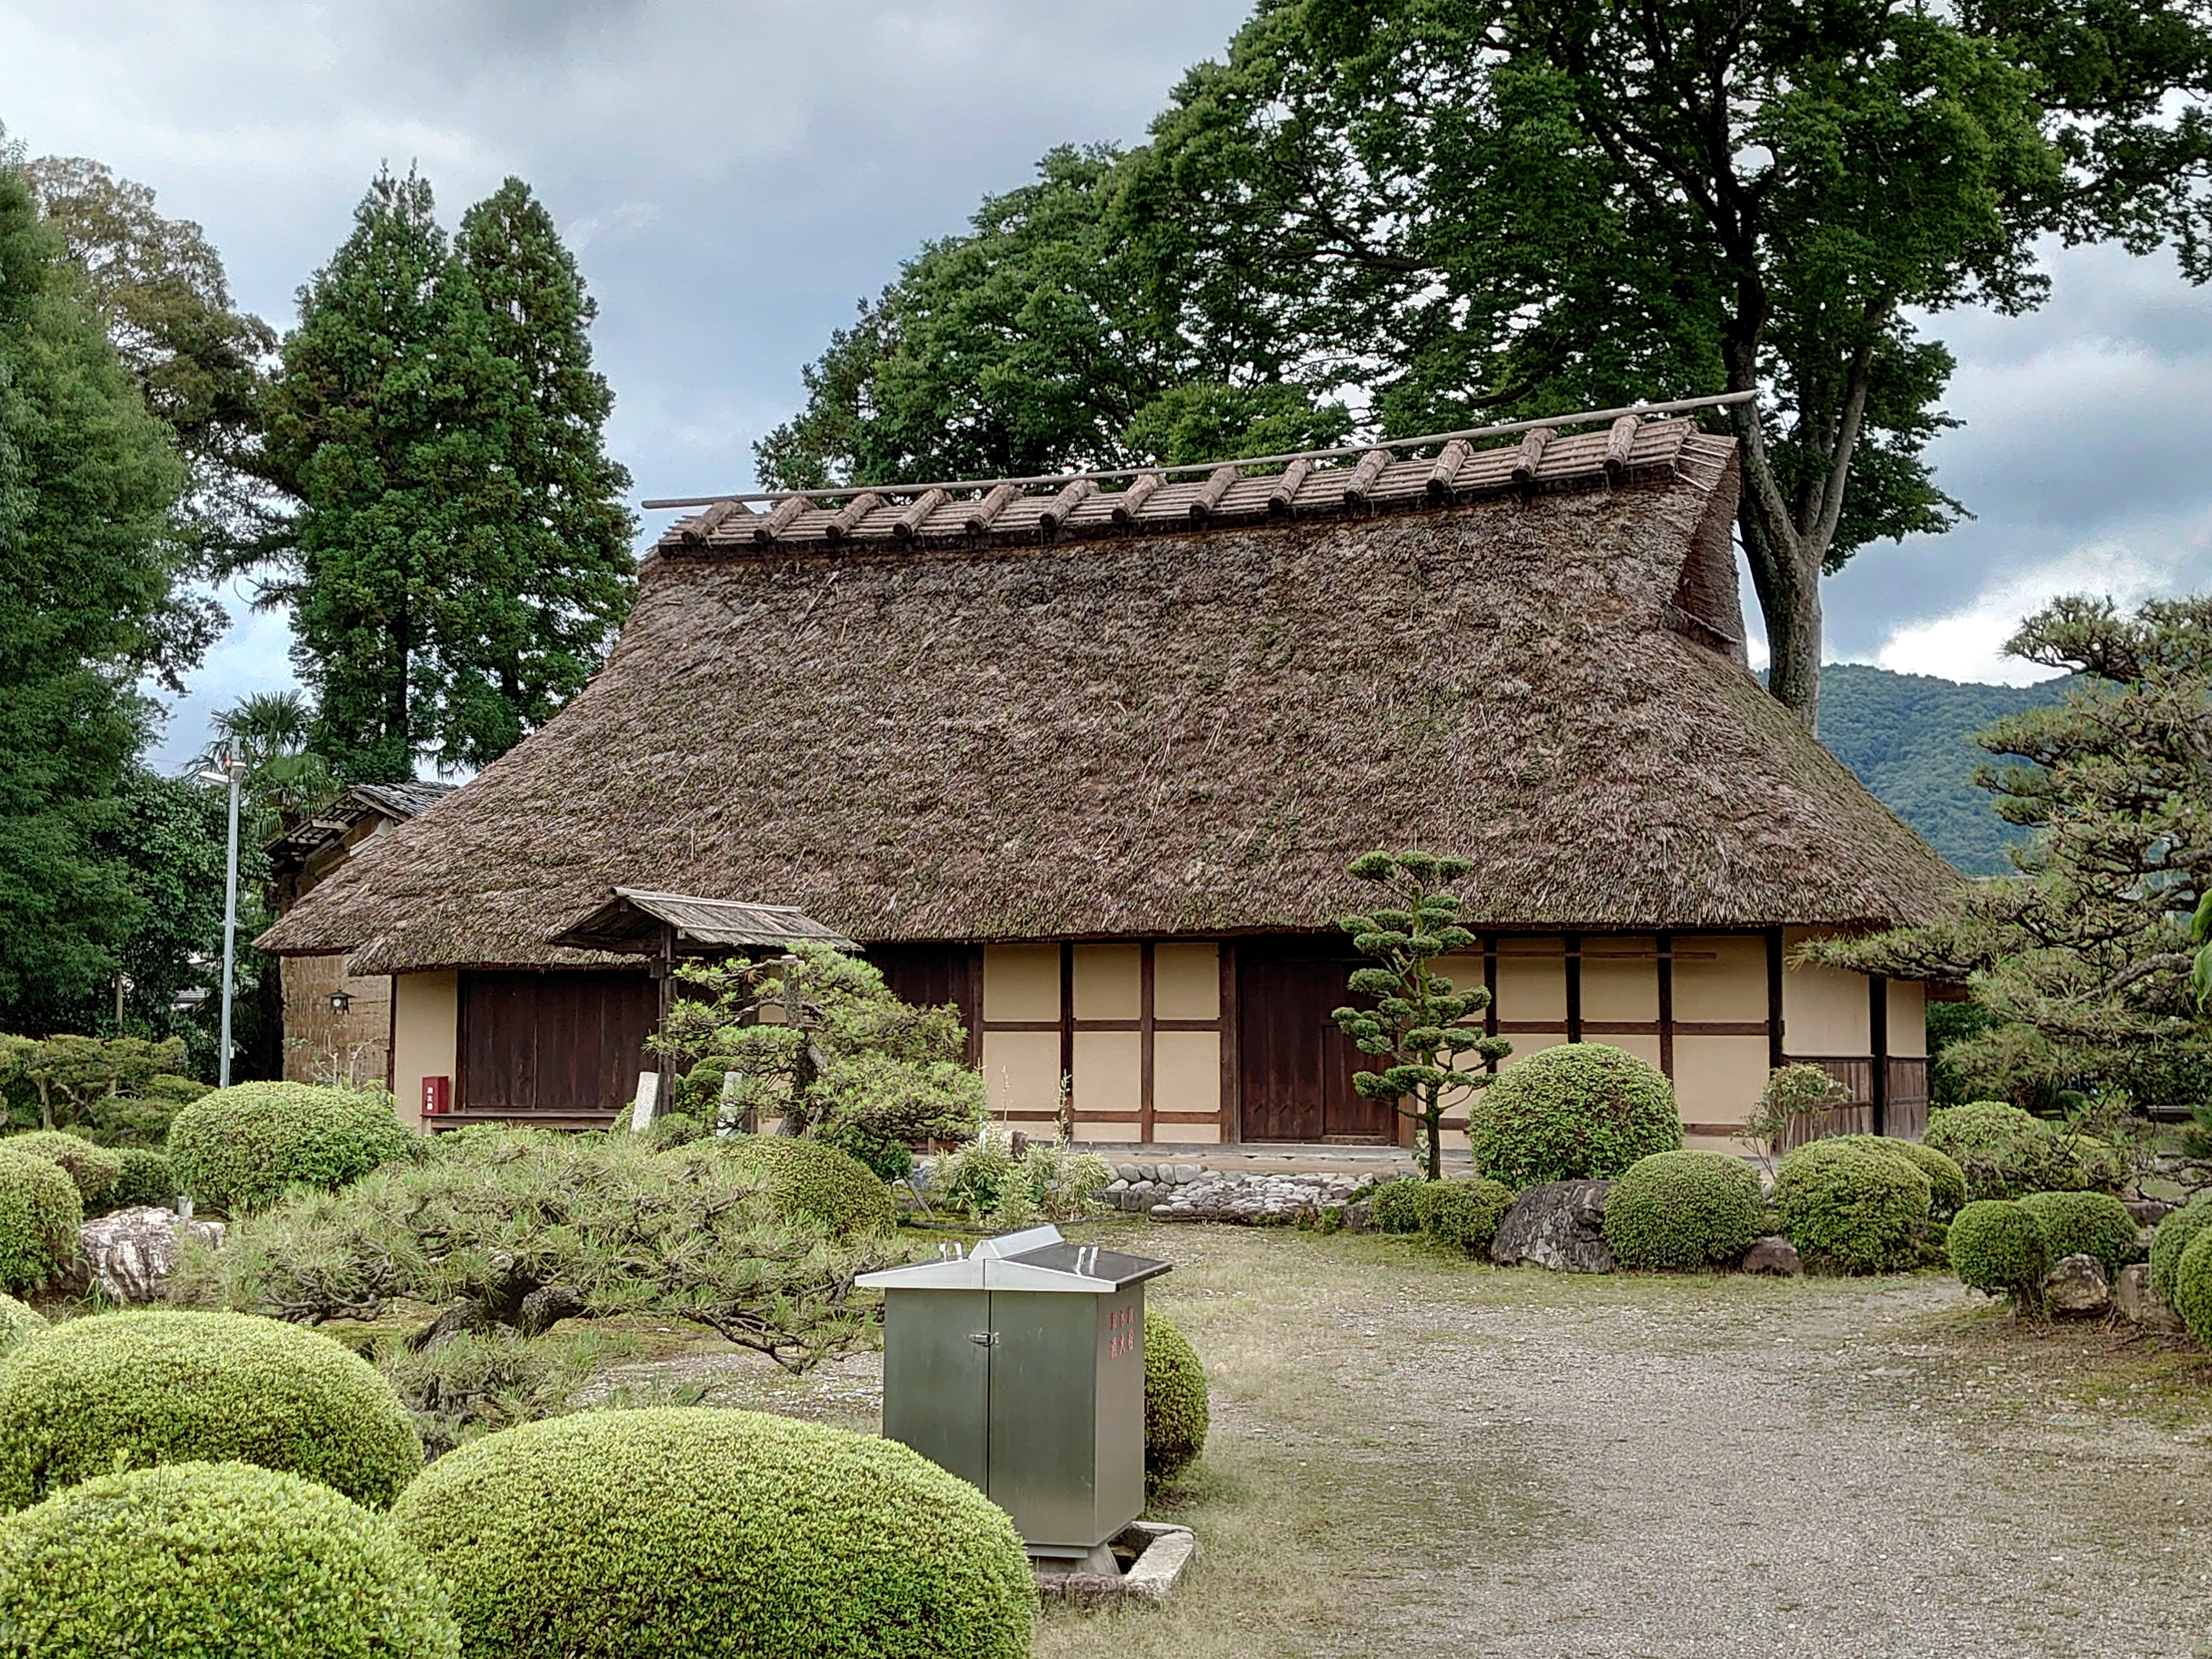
259, 411, 1958, 974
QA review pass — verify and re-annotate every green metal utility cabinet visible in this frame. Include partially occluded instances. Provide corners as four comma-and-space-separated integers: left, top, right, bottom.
859, 1225, 1171, 1564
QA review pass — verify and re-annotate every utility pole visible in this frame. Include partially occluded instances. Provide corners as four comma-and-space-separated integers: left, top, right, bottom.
198, 749, 249, 1087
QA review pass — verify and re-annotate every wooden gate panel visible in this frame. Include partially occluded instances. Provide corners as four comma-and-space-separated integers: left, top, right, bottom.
1236, 943, 1392, 1143
460, 971, 656, 1121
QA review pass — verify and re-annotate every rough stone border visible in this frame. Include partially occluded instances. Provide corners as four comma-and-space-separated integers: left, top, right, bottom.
1034, 1522, 1199, 1606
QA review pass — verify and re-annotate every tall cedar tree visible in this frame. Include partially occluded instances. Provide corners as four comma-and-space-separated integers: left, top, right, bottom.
765, 0, 2212, 729
263, 169, 634, 781
0, 155, 198, 1032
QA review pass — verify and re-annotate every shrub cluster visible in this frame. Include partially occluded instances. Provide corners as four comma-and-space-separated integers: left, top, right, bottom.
2175, 1229, 2212, 1346
1369, 1177, 1427, 1234
1923, 1102, 2094, 1200
1418, 1177, 1516, 1254
0, 1462, 459, 1659
0, 1131, 123, 1211
0, 1147, 82, 1295
0, 1309, 422, 1513
1948, 1199, 2052, 1309
108, 1147, 178, 1210
699, 1133, 895, 1239
1144, 1308, 1209, 1487
1827, 1135, 1968, 1220
0, 1294, 43, 1356
2151, 1194, 2212, 1305
1602, 1150, 1765, 1270
1470, 1043, 1681, 1188
2017, 1190, 2141, 1276
167, 1082, 416, 1211
1771, 1141, 1931, 1273
388, 1407, 1035, 1659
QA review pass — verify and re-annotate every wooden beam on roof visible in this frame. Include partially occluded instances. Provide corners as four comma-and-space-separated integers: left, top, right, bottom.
1267, 457, 1311, 516
823, 492, 885, 543
1341, 447, 1391, 507
966, 482, 1019, 534
678, 499, 748, 546
1426, 439, 1470, 499
1511, 427, 1554, 487
1110, 472, 1163, 524
891, 488, 949, 541
1604, 414, 1640, 479
1037, 477, 1095, 534
753, 496, 809, 543
1188, 464, 1238, 521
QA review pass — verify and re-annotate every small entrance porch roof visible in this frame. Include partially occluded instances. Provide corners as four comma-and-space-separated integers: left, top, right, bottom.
548, 887, 859, 955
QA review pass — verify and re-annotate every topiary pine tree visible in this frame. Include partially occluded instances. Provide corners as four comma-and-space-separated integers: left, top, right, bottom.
1333, 851, 1510, 1181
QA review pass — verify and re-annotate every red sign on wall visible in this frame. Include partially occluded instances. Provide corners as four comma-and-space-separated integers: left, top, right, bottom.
422, 1075, 451, 1115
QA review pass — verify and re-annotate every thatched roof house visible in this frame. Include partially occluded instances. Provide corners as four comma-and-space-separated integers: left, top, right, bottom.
262, 402, 1956, 1148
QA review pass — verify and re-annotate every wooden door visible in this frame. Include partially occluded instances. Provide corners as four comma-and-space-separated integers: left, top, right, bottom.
460, 970, 657, 1120
1236, 943, 1392, 1142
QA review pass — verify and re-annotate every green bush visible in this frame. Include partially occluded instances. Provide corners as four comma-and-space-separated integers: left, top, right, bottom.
1923, 1102, 2083, 1200
1771, 1141, 1931, 1274
388, 1407, 1034, 1659
2018, 1190, 2141, 1276
1419, 1177, 1516, 1254
2174, 1228, 2212, 1345
1369, 1177, 1427, 1233
0, 1461, 458, 1659
1144, 1307, 1209, 1486
1948, 1199, 2051, 1308
0, 1294, 43, 1356
639, 1111, 707, 1150
0, 1148, 82, 1295
714, 1133, 896, 1239
1601, 1150, 1765, 1270
167, 1082, 416, 1211
0, 1309, 423, 1513
0, 1131, 123, 1210
1829, 1135, 1968, 1219
1470, 1043, 1681, 1187
2151, 1194, 2212, 1305
107, 1148, 177, 1210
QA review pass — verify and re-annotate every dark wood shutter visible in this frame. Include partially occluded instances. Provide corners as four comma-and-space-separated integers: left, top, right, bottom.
1235, 940, 1393, 1143
459, 970, 656, 1123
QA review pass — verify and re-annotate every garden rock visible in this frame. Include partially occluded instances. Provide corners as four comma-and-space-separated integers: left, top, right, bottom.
2126, 1195, 2177, 1228
2114, 1262, 2187, 1331
1342, 1199, 1375, 1233
1741, 1236, 1803, 1276
2044, 1252, 2111, 1319
1145, 1170, 1361, 1223
76, 1205, 223, 1304
1491, 1180, 1616, 1273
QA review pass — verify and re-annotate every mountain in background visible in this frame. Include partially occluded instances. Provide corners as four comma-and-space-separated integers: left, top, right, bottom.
1817, 663, 2072, 876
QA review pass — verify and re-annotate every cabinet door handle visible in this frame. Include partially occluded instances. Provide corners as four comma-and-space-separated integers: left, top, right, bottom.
967, 1331, 997, 1345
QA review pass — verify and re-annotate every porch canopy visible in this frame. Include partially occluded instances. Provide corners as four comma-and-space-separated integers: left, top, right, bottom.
549, 887, 859, 956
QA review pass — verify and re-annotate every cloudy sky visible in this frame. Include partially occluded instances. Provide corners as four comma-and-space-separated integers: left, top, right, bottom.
3, 0, 2207, 771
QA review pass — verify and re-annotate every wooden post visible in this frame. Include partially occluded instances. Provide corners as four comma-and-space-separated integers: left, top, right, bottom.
1482, 934, 1499, 1048
1139, 942, 1156, 1143
1656, 932, 1675, 1079
1059, 944, 1075, 1129
1869, 974, 1889, 1137
1219, 941, 1240, 1145
1765, 928, 1786, 1072
1564, 934, 1583, 1045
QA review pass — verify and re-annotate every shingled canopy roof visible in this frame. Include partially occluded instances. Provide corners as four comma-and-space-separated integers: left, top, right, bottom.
258, 397, 1959, 975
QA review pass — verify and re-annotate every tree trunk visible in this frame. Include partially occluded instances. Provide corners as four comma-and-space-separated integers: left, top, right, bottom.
1738, 504, 1824, 732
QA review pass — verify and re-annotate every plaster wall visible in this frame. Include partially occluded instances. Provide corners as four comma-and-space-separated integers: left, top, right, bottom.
983, 945, 1059, 1023
1582, 938, 1658, 1022
390, 971, 457, 1131
1782, 928, 1871, 1054
1888, 979, 1928, 1058
1154, 944, 1220, 1020
1673, 935, 1768, 1021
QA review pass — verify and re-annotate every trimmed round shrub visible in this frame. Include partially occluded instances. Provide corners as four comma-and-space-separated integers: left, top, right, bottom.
0, 1461, 458, 1659
0, 1148, 83, 1296
1923, 1101, 2081, 1200
106, 1147, 177, 1211
1369, 1177, 1427, 1233
2150, 1193, 2212, 1305
1830, 1135, 1967, 1220
714, 1134, 896, 1238
0, 1295, 43, 1357
1949, 1199, 2051, 1306
1601, 1150, 1764, 1271
2175, 1228, 2212, 1346
640, 1111, 707, 1150
1470, 1043, 1681, 1188
2018, 1189, 2141, 1276
167, 1082, 415, 1211
1419, 1177, 1516, 1254
0, 1131, 122, 1210
0, 1310, 422, 1513
1144, 1308, 1209, 1486
1771, 1140, 1931, 1274
388, 1407, 1034, 1659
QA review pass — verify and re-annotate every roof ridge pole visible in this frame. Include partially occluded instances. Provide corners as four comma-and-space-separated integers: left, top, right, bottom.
891, 488, 949, 541
1037, 476, 1096, 535
1340, 447, 1392, 507
1187, 464, 1238, 521
753, 496, 810, 543
1425, 439, 1471, 500
1110, 472, 1163, 524
966, 482, 1020, 535
1602, 415, 1640, 480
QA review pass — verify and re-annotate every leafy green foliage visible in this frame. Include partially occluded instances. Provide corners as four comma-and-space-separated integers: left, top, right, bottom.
0, 1461, 460, 1659
166, 1081, 414, 1211
1369, 1177, 1427, 1234
1827, 1135, 1969, 1220
368, 1327, 653, 1462
1771, 1141, 1932, 1274
0, 1129, 121, 1209
1143, 1309, 1209, 1488
2017, 1190, 2142, 1277
200, 1127, 893, 1373
1948, 1199, 2052, 1310
1415, 1176, 1516, 1255
1922, 1102, 2091, 1200
2150, 1194, 2212, 1305
926, 1128, 1113, 1227
1602, 1151, 1765, 1271
0, 1147, 82, 1294
1471, 1044, 1681, 1189
2174, 1228, 2212, 1347
0, 1309, 422, 1511
0, 1294, 44, 1356
258, 168, 634, 780
108, 1147, 176, 1210
704, 1135, 896, 1240
0, 1032, 185, 1133
388, 1407, 1036, 1659
1735, 1064, 1851, 1165
1333, 851, 1509, 1180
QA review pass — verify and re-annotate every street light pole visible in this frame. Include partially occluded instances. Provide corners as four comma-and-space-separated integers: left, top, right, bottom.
199, 750, 249, 1088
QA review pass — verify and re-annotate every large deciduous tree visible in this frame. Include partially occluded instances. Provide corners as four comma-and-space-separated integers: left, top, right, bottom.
262, 168, 635, 781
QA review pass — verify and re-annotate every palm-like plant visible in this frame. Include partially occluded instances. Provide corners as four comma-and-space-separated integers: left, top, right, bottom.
197, 690, 338, 838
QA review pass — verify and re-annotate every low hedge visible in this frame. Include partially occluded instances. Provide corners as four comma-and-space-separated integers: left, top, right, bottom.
388, 1407, 1034, 1659
1948, 1199, 2051, 1308
0, 1149, 83, 1296
1829, 1135, 1968, 1220
1369, 1178, 1427, 1234
1602, 1150, 1764, 1270
0, 1310, 422, 1513
710, 1135, 896, 1239
1469, 1043, 1681, 1188
1922, 1102, 2084, 1200
1771, 1141, 1931, 1274
2017, 1190, 2141, 1277
0, 1461, 458, 1659
0, 1294, 43, 1357
108, 1148, 177, 1210
1419, 1177, 1516, 1254
0, 1131, 123, 1211
167, 1082, 415, 1211
2151, 1194, 2212, 1305
1144, 1308, 1209, 1487
2175, 1228, 2212, 1346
